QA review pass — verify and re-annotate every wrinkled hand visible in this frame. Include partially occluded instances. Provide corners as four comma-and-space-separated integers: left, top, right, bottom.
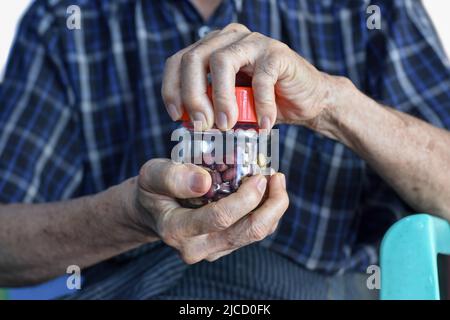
125, 159, 289, 264
162, 23, 340, 131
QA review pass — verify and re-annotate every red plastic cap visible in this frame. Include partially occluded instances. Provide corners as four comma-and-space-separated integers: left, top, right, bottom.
180, 86, 257, 124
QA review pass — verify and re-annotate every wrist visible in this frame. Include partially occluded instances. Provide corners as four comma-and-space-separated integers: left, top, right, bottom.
310, 75, 361, 146
93, 178, 159, 245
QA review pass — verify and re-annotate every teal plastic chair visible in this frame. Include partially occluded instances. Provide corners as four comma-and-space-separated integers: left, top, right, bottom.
381, 214, 450, 299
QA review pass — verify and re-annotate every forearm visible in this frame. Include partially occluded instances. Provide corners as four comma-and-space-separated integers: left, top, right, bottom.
314, 76, 450, 219
0, 178, 156, 286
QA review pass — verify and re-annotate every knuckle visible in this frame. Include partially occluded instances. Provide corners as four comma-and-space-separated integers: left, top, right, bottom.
179, 246, 204, 265
226, 43, 245, 57
266, 54, 279, 67
160, 230, 179, 247
139, 159, 158, 181
245, 188, 264, 205
209, 50, 228, 67
248, 222, 269, 241
164, 53, 180, 68
254, 96, 274, 109
248, 31, 264, 42
206, 252, 227, 262
251, 76, 265, 88
180, 253, 201, 265
224, 23, 249, 33
183, 94, 204, 110
181, 50, 201, 66
256, 59, 278, 79
272, 40, 290, 52
157, 216, 179, 245
335, 75, 352, 87
211, 89, 230, 106
249, 31, 265, 40
251, 77, 274, 95
205, 256, 217, 262
209, 202, 234, 231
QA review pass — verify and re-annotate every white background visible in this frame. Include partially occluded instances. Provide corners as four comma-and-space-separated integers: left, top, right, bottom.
0, 0, 449, 80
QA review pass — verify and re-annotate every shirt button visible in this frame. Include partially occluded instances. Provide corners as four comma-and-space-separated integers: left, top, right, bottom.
197, 25, 211, 39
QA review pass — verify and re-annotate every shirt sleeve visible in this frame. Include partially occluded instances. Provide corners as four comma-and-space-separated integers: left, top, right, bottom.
0, 1, 83, 203
367, 0, 450, 127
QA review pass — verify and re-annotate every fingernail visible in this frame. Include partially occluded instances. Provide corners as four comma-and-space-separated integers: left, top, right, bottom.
259, 116, 272, 131
193, 112, 207, 129
280, 174, 286, 189
257, 176, 267, 193
217, 112, 228, 130
167, 104, 180, 121
189, 172, 208, 193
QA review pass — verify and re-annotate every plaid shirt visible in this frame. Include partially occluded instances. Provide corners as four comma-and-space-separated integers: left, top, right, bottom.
1, 0, 450, 285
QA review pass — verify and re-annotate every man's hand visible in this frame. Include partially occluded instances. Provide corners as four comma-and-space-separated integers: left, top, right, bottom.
165, 23, 450, 221
125, 159, 289, 264
161, 23, 339, 131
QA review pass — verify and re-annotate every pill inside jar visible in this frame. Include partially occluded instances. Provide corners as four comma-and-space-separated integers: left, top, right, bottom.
175, 87, 272, 208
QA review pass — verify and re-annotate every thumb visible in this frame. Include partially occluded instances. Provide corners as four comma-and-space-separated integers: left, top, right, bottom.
138, 159, 211, 199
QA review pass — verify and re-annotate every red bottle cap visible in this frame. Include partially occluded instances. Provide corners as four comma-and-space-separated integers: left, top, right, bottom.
180, 86, 257, 124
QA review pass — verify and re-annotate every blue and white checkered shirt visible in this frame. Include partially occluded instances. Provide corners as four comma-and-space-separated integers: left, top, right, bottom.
1, 0, 450, 298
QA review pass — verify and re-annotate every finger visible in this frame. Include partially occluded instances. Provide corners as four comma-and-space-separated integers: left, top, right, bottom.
176, 234, 235, 264
181, 24, 251, 130
205, 214, 280, 262
175, 235, 235, 265
162, 44, 197, 121
170, 174, 267, 238
161, 30, 223, 121
203, 173, 288, 253
252, 55, 280, 130
209, 32, 267, 130
175, 174, 285, 264
138, 159, 211, 198
168, 174, 287, 265
234, 173, 288, 244
169, 233, 207, 264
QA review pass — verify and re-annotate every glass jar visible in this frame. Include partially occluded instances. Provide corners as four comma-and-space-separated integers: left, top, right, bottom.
174, 87, 272, 208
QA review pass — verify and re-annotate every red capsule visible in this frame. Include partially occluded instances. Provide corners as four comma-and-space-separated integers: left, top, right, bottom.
222, 167, 237, 182
216, 163, 228, 172
211, 171, 222, 185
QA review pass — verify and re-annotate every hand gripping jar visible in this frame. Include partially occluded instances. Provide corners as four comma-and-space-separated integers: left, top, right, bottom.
175, 87, 273, 208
